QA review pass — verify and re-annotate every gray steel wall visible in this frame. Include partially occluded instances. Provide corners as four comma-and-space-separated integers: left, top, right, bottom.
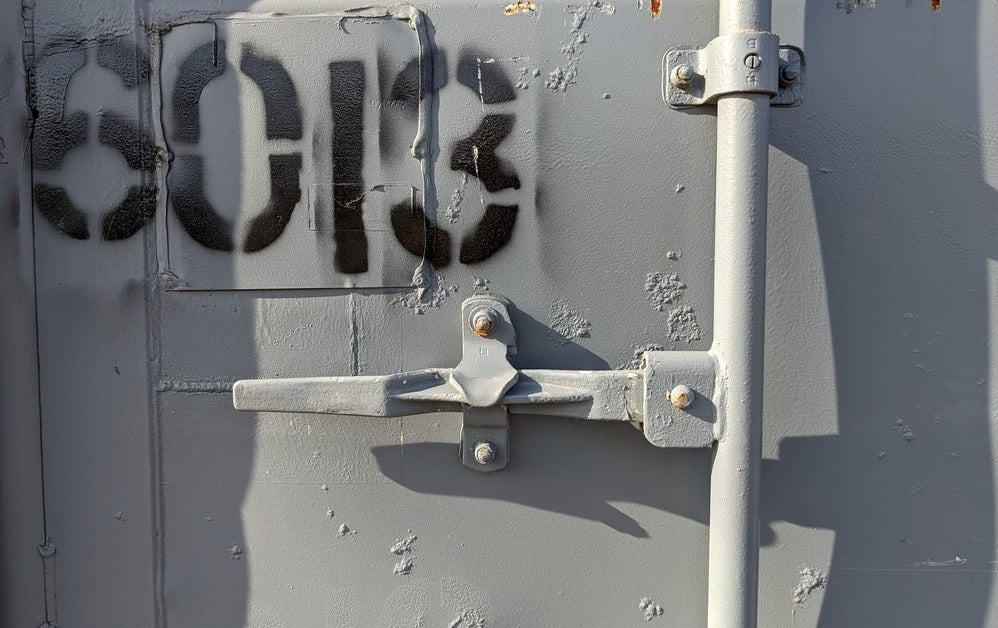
1, 0, 994, 626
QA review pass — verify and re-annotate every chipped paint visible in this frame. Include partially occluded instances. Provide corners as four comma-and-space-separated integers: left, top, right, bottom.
549, 299, 592, 344
646, 272, 686, 311
930, 0, 940, 10
667, 306, 702, 343
504, 1, 537, 16
650, 0, 661, 19
337, 524, 356, 537
791, 566, 826, 605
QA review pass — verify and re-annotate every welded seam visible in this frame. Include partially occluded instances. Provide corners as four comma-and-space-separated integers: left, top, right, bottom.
21, 1, 55, 624
136, 2, 167, 625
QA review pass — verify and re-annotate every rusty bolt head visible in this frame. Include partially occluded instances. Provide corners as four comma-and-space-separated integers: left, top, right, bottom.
744, 53, 762, 70
471, 307, 498, 337
473, 441, 496, 465
671, 64, 695, 88
669, 384, 695, 410
779, 62, 800, 86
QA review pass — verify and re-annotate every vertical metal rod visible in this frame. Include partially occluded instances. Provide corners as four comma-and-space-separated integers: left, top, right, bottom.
708, 1, 771, 627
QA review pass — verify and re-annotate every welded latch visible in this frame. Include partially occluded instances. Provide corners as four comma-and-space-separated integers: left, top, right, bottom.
662, 32, 804, 108
233, 294, 720, 472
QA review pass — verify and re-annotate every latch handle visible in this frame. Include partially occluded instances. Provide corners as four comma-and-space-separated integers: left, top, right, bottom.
232, 295, 720, 471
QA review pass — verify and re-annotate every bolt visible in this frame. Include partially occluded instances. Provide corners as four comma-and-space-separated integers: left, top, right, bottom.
470, 307, 498, 337
744, 53, 761, 70
669, 384, 695, 410
779, 62, 800, 86
671, 63, 695, 88
473, 441, 496, 465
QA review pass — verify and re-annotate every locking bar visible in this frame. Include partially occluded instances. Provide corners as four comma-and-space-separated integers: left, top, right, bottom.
662, 31, 804, 108
233, 294, 720, 472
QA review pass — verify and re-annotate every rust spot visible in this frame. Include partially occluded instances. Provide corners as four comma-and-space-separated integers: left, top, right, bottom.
650, 0, 661, 19
930, 0, 940, 11
504, 1, 536, 15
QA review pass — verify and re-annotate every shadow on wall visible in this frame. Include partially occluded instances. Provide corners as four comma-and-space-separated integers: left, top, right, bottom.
764, 1, 995, 626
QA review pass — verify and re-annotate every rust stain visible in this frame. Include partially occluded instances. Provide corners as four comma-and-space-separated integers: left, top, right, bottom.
930, 0, 940, 11
504, 1, 536, 15
650, 0, 661, 19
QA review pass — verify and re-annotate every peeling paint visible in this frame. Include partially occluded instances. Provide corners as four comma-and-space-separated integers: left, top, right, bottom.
639, 597, 664, 620
229, 544, 243, 559
914, 556, 966, 567
545, 0, 613, 92
445, 172, 467, 223
930, 0, 940, 10
389, 531, 417, 555
792, 567, 826, 605
645, 272, 686, 311
619, 344, 665, 370
514, 66, 542, 90
393, 557, 414, 575
549, 300, 592, 344
894, 418, 915, 442
667, 306, 702, 343
837, 0, 875, 12
157, 377, 235, 393
395, 266, 458, 314
442, 578, 490, 628
472, 276, 490, 293
650, 0, 661, 19
337, 524, 356, 537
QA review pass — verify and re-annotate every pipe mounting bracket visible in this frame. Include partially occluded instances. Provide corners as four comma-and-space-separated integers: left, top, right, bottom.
663, 32, 804, 108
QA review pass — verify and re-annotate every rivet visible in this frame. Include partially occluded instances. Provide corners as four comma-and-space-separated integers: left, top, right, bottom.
671, 63, 695, 88
744, 53, 762, 70
473, 441, 496, 465
470, 307, 498, 338
669, 384, 695, 410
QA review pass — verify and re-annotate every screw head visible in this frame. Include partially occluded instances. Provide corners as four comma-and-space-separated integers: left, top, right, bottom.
668, 384, 695, 410
744, 53, 762, 70
671, 63, 695, 88
473, 441, 496, 465
470, 307, 498, 337
779, 62, 800, 86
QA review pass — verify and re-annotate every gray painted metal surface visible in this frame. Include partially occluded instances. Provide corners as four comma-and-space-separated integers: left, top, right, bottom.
2, 0, 997, 627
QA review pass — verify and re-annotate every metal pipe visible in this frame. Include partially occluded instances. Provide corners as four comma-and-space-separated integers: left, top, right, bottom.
707, 1, 771, 626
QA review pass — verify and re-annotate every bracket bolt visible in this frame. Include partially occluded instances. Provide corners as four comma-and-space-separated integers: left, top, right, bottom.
671, 63, 695, 88
471, 308, 498, 337
473, 441, 496, 465
779, 62, 800, 86
37, 541, 56, 558
744, 53, 762, 70
669, 384, 695, 410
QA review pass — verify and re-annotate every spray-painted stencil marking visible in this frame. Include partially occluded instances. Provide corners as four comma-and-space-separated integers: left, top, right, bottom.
32, 27, 530, 278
